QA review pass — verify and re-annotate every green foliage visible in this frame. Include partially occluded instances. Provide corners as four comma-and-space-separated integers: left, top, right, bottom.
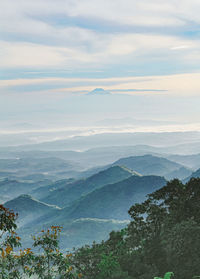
1, 177, 200, 279
0, 205, 21, 279
154, 272, 174, 279
97, 253, 120, 278
71, 178, 200, 279
25, 226, 79, 279
0, 206, 81, 279
0, 204, 17, 235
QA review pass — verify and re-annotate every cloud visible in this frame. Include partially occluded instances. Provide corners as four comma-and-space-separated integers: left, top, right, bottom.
1, 0, 200, 84
0, 0, 185, 29
105, 33, 197, 56
1, 73, 200, 96
1, 0, 200, 44
170, 45, 190, 50
0, 41, 64, 68
0, 0, 198, 47
0, 31, 198, 71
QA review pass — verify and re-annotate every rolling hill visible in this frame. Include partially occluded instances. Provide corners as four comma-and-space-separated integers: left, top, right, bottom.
31, 178, 75, 200
63, 175, 166, 220
166, 166, 192, 180
0, 179, 50, 202
42, 166, 137, 207
112, 154, 188, 179
0, 157, 82, 177
4, 194, 61, 226
2, 131, 200, 152
167, 153, 200, 169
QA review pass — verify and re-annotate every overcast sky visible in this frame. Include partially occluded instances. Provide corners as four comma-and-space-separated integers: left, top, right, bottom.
1, 0, 200, 136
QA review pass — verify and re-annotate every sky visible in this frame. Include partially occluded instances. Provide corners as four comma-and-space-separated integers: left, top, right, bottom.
1, 0, 200, 141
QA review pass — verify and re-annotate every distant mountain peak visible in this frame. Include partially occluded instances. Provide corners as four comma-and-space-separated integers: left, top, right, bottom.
87, 88, 111, 95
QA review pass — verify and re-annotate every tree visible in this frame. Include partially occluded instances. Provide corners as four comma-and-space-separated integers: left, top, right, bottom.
0, 205, 80, 279
0, 205, 21, 279
72, 178, 200, 279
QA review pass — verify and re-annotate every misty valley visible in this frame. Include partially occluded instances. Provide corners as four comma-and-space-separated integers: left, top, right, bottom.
2, 0, 200, 277
0, 131, 199, 279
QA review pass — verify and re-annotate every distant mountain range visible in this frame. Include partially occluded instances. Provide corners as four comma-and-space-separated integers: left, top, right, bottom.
62, 175, 166, 220
41, 166, 137, 207
0, 179, 50, 202
112, 154, 191, 180
4, 173, 166, 248
0, 157, 81, 173
1, 132, 200, 154
0, 153, 195, 204
167, 153, 200, 169
1, 139, 200, 250
95, 117, 177, 127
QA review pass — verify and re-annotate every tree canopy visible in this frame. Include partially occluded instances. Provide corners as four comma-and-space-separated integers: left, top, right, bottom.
72, 178, 200, 279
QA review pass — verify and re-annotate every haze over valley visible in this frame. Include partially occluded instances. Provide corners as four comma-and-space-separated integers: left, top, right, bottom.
1, 129, 200, 249
1, 1, 200, 277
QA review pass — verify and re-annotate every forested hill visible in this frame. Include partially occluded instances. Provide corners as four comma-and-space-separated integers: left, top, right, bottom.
72, 178, 200, 279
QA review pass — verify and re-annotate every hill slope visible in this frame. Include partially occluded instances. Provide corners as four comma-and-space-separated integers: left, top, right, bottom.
183, 168, 200, 183
31, 178, 75, 200
42, 166, 136, 207
17, 218, 129, 250
167, 153, 200, 169
4, 194, 60, 226
166, 166, 192, 180
0, 179, 49, 202
113, 155, 185, 178
63, 175, 166, 220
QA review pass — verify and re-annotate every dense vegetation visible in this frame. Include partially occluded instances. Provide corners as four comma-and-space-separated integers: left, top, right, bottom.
1, 178, 200, 278
0, 204, 81, 279
71, 178, 200, 279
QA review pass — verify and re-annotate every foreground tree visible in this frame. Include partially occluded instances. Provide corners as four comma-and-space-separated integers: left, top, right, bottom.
1, 178, 200, 278
72, 178, 200, 279
0, 205, 22, 278
0, 205, 80, 279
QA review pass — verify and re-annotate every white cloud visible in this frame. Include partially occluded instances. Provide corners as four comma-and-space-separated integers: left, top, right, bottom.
1, 0, 200, 40
1, 0, 200, 82
0, 30, 198, 70
106, 33, 197, 57
0, 41, 64, 68
170, 45, 190, 50
0, 0, 195, 43
106, 73, 200, 96
1, 73, 200, 96
67, 0, 185, 26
